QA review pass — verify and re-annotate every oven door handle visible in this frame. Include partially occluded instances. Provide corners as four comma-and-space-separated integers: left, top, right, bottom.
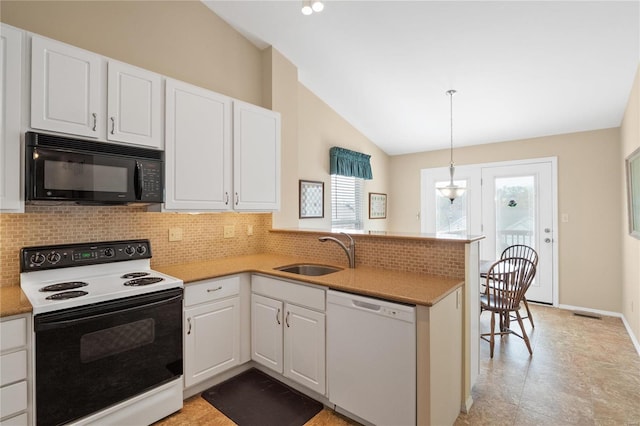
35, 291, 183, 332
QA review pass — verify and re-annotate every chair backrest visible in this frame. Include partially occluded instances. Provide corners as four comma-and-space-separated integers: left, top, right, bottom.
500, 244, 539, 267
485, 257, 537, 311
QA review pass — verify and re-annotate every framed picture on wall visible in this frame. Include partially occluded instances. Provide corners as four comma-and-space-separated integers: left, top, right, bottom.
369, 192, 387, 219
626, 147, 640, 239
299, 180, 324, 218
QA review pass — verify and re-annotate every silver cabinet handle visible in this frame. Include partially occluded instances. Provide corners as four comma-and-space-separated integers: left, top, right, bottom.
285, 311, 290, 328
207, 286, 223, 293
235, 192, 239, 206
110, 117, 115, 134
276, 308, 281, 325
225, 192, 229, 205
92, 113, 97, 131
187, 317, 192, 335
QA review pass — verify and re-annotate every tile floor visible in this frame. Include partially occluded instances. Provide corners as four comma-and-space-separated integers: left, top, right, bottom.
156, 304, 640, 425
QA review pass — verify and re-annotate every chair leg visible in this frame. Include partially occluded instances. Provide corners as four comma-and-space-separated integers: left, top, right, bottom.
515, 310, 533, 355
490, 312, 496, 358
522, 297, 534, 328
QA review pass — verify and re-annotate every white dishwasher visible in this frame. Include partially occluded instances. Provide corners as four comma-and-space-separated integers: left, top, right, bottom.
327, 289, 416, 426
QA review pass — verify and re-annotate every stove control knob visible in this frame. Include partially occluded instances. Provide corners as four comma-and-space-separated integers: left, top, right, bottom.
31, 253, 46, 266
136, 245, 147, 255
124, 246, 135, 256
47, 252, 61, 264
104, 248, 115, 258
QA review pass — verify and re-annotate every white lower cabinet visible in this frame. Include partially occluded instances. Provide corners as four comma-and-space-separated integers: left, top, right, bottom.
251, 275, 326, 395
0, 314, 31, 425
183, 276, 241, 388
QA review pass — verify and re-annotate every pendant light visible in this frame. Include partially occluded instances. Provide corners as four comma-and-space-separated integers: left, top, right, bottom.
438, 89, 466, 204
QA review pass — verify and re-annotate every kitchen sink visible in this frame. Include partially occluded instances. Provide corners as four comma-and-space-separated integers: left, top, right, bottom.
274, 264, 343, 276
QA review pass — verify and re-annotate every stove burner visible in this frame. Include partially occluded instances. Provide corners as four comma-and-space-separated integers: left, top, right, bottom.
121, 272, 150, 279
45, 290, 89, 300
124, 277, 164, 287
40, 281, 89, 292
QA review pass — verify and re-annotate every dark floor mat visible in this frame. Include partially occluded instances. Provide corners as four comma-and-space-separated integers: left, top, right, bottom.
201, 368, 323, 426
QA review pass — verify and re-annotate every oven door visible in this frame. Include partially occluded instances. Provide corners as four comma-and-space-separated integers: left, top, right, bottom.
34, 288, 183, 426
27, 145, 137, 204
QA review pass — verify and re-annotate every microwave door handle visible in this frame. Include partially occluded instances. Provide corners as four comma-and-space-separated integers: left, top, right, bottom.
134, 161, 143, 200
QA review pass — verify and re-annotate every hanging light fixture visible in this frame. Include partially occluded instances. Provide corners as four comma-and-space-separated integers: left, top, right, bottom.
438, 89, 466, 204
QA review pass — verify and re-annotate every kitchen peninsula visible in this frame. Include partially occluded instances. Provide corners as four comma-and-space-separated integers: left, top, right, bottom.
157, 228, 483, 425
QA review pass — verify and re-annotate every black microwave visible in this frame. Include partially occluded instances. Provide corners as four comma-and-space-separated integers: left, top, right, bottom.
25, 132, 164, 205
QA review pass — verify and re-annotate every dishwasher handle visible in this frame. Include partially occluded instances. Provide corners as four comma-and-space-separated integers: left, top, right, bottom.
327, 289, 415, 323
352, 300, 381, 311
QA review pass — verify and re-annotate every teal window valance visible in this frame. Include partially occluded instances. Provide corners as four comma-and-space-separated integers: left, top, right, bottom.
329, 147, 373, 180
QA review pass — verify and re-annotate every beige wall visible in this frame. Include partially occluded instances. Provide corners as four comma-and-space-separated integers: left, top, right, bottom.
1, 1, 263, 106
621, 66, 640, 343
389, 128, 623, 313
297, 85, 390, 230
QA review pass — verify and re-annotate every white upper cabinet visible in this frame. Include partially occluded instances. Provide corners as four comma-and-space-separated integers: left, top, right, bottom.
164, 80, 280, 212
31, 35, 104, 139
107, 61, 162, 149
31, 35, 162, 149
0, 24, 24, 212
233, 101, 281, 211
165, 78, 233, 211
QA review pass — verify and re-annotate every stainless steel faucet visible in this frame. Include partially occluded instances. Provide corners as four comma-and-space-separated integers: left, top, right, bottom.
318, 232, 355, 268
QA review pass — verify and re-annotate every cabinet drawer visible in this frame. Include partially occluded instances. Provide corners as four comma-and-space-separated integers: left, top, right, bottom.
184, 276, 240, 307
0, 317, 26, 352
252, 275, 325, 312
0, 381, 27, 419
0, 412, 27, 425
0, 351, 27, 387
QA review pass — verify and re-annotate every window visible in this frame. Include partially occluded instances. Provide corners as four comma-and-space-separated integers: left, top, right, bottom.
331, 175, 364, 230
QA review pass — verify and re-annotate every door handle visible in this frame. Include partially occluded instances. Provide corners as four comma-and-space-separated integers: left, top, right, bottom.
110, 117, 116, 134
187, 317, 192, 335
92, 113, 97, 131
285, 311, 290, 328
276, 308, 281, 325
545, 238, 552, 243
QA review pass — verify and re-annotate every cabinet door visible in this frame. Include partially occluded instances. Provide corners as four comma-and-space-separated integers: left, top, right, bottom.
284, 303, 325, 395
165, 78, 232, 210
31, 35, 104, 138
0, 24, 23, 212
184, 297, 241, 388
233, 101, 281, 211
107, 61, 162, 149
251, 294, 283, 373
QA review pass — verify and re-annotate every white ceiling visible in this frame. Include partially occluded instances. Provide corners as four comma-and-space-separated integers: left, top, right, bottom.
204, 1, 640, 155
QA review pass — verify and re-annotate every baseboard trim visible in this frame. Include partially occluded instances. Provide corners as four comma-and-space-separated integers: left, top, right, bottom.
557, 304, 640, 357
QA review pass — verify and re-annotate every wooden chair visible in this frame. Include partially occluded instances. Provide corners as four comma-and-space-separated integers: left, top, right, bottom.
480, 257, 537, 358
500, 245, 538, 328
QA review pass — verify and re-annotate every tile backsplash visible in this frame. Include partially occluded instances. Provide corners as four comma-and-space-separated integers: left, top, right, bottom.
0, 206, 271, 286
1, 207, 468, 288
266, 231, 466, 279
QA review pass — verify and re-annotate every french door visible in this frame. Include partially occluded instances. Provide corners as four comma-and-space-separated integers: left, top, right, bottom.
421, 158, 556, 304
481, 162, 554, 304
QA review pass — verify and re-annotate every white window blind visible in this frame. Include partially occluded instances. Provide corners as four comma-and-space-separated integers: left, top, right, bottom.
331, 175, 364, 230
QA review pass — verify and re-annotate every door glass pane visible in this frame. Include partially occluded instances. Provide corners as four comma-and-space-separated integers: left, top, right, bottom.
435, 180, 467, 235
495, 175, 535, 257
